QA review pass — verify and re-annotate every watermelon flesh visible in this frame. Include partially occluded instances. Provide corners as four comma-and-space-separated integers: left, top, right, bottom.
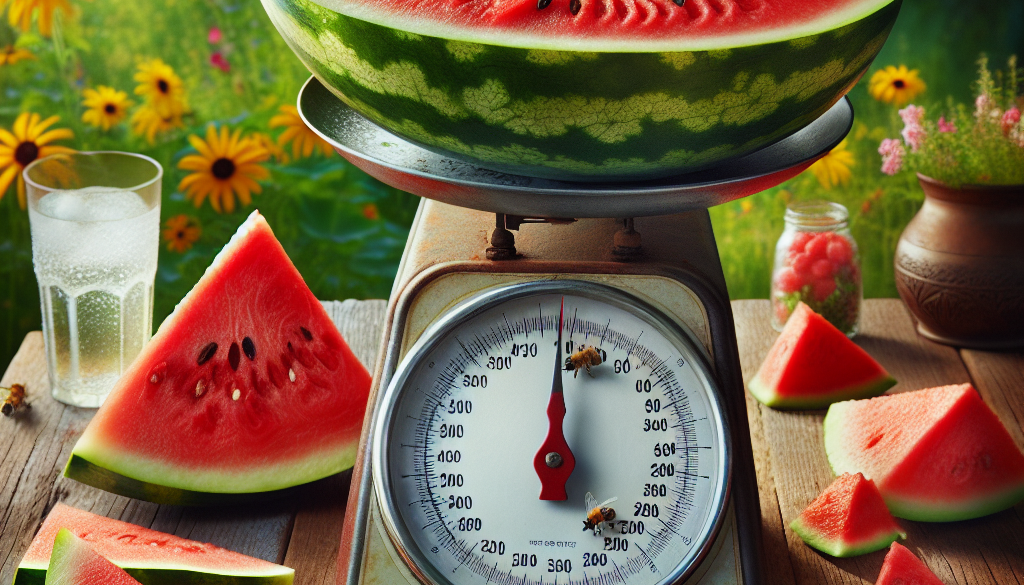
875, 543, 945, 585
748, 302, 895, 409
45, 529, 141, 585
64, 210, 372, 504
825, 384, 1024, 522
14, 503, 293, 585
790, 472, 905, 558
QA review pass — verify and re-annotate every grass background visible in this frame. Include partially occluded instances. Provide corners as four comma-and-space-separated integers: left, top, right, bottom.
1, 0, 1022, 369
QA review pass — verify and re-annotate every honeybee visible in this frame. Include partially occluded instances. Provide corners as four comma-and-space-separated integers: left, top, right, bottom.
582, 492, 618, 535
2, 383, 28, 416
565, 346, 602, 378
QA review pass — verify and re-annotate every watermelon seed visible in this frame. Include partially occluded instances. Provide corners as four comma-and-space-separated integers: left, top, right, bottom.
228, 342, 240, 371
537, 0, 551, 9
232, 388, 241, 401
242, 337, 256, 360
673, 0, 684, 5
289, 368, 296, 382
300, 326, 313, 341
569, 0, 580, 15
148, 362, 167, 384
197, 342, 218, 365
195, 380, 206, 397
867, 434, 883, 448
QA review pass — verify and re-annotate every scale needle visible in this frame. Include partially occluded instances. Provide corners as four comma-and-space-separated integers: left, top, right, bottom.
533, 297, 575, 500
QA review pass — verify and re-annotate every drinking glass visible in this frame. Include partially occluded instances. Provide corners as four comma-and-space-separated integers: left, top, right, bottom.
24, 152, 162, 407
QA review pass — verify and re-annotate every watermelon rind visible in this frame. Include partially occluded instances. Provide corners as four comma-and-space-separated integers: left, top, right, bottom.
46, 529, 140, 585
748, 375, 895, 410
261, 0, 901, 180
790, 516, 903, 558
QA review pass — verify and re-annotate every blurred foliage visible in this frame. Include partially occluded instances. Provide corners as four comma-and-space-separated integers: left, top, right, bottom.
2, 0, 1023, 369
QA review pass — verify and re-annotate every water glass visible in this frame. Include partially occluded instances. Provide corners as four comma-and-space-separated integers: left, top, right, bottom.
24, 152, 162, 407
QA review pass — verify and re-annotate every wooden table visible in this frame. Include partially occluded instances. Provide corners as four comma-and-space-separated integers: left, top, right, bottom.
1, 299, 1021, 585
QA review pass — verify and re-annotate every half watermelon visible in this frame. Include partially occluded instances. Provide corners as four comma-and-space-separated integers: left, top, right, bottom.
748, 302, 895, 409
15, 503, 293, 585
790, 472, 905, 557
64, 210, 373, 504
825, 384, 1024, 521
45, 529, 141, 585
875, 543, 944, 585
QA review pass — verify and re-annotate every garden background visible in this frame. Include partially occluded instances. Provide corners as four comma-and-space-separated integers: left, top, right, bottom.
1, 0, 1022, 367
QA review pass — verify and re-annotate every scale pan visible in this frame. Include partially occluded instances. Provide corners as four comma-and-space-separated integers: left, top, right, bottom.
298, 77, 852, 218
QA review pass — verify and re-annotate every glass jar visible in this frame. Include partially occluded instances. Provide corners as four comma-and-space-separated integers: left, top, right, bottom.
771, 201, 862, 336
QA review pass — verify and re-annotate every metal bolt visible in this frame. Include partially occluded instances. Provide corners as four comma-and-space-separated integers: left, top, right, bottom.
545, 452, 563, 468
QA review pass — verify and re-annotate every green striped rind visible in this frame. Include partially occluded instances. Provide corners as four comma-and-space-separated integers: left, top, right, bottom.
790, 516, 904, 558
824, 403, 1024, 522
17, 564, 293, 585
262, 0, 901, 180
748, 375, 895, 410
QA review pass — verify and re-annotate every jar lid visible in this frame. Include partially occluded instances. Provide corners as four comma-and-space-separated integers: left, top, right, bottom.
784, 200, 849, 229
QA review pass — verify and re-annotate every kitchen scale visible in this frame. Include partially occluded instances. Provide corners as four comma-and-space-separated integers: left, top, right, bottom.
297, 76, 852, 585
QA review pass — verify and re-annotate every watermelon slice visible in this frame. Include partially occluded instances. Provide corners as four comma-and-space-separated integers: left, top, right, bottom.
14, 503, 293, 585
875, 543, 945, 585
64, 210, 373, 504
825, 384, 1024, 522
790, 472, 905, 557
748, 302, 895, 409
45, 529, 141, 585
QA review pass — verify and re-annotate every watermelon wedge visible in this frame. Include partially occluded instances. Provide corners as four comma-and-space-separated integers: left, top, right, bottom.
748, 302, 895, 409
790, 472, 905, 557
14, 503, 293, 585
64, 210, 372, 504
875, 543, 944, 585
45, 529, 141, 585
825, 384, 1024, 522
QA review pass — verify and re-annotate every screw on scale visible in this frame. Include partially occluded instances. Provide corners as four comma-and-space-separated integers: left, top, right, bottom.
486, 214, 577, 261
533, 297, 575, 499
612, 217, 643, 259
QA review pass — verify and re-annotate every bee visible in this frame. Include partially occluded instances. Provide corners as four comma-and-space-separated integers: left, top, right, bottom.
582, 492, 618, 535
2, 383, 28, 416
564, 346, 602, 378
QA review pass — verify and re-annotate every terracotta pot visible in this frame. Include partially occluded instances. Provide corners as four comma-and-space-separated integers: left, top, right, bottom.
894, 174, 1024, 349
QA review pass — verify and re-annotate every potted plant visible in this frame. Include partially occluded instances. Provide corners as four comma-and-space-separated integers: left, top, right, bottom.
878, 55, 1023, 349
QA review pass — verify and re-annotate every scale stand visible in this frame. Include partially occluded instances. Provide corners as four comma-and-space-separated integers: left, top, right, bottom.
298, 77, 852, 585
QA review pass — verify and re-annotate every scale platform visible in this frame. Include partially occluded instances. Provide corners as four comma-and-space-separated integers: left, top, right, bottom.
298, 76, 853, 585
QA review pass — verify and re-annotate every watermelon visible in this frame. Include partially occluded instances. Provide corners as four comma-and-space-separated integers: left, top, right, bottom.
748, 302, 895, 409
790, 472, 905, 557
64, 210, 372, 505
260, 0, 901, 181
825, 384, 1024, 522
875, 543, 945, 585
45, 529, 141, 585
14, 503, 293, 585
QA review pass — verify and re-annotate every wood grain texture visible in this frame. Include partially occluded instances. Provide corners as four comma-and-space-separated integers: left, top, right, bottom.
0, 300, 387, 585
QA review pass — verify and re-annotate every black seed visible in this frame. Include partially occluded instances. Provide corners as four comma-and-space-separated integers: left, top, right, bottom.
242, 337, 256, 360
537, 0, 551, 8
228, 342, 240, 371
569, 0, 581, 14
287, 341, 294, 353
2, 403, 11, 416
197, 342, 218, 365
673, 0, 684, 5
300, 326, 313, 341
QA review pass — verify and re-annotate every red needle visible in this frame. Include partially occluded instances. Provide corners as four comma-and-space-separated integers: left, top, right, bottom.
534, 297, 575, 500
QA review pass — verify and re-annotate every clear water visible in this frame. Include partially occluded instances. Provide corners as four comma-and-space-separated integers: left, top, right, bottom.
29, 187, 159, 407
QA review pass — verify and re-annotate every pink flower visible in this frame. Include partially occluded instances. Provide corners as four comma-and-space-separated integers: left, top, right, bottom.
899, 104, 925, 126
1002, 107, 1021, 135
938, 116, 957, 133
878, 138, 905, 176
208, 27, 222, 44
899, 105, 927, 152
210, 52, 230, 73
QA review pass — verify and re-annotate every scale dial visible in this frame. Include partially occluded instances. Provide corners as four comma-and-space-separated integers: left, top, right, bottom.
373, 281, 730, 585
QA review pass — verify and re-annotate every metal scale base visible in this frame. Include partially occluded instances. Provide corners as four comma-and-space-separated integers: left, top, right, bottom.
297, 77, 853, 585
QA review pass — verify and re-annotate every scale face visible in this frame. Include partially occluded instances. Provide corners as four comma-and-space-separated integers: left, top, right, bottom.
373, 281, 730, 585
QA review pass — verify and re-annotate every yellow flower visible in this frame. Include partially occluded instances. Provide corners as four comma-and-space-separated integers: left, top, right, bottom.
739, 199, 753, 215
178, 125, 270, 213
269, 105, 333, 159
134, 58, 187, 118
250, 131, 290, 164
1, 0, 72, 36
806, 139, 855, 189
81, 86, 133, 131
162, 214, 201, 253
0, 112, 75, 208
868, 65, 926, 107
0, 44, 35, 65
130, 104, 183, 145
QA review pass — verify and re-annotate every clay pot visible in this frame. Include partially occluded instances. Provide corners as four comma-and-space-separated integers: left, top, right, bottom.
894, 174, 1023, 349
